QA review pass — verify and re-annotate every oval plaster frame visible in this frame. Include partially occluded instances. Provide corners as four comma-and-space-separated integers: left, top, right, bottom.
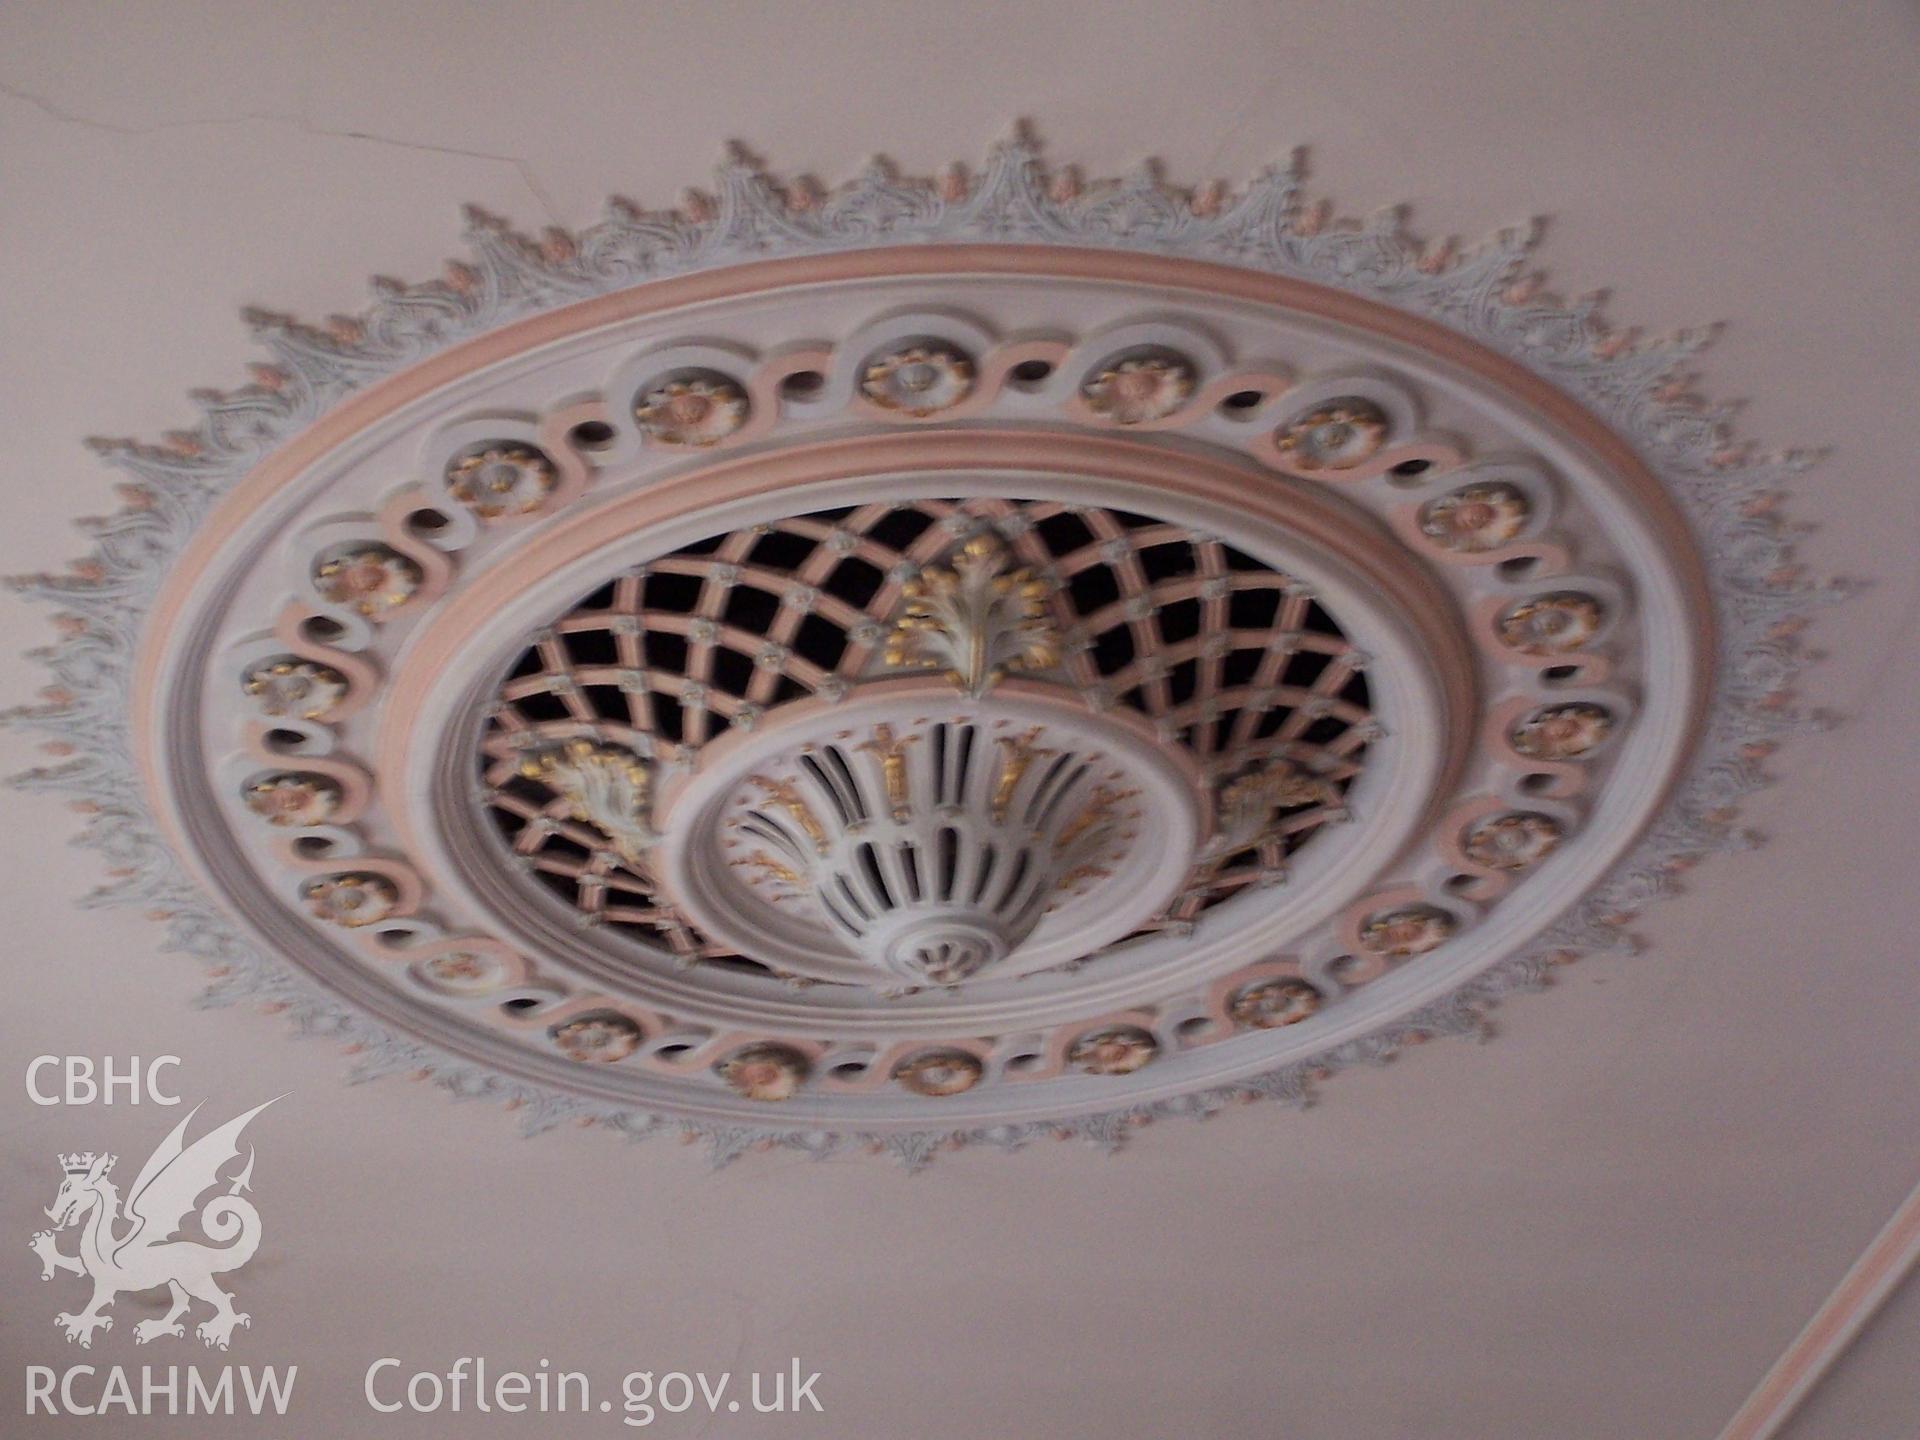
101, 235, 1734, 1141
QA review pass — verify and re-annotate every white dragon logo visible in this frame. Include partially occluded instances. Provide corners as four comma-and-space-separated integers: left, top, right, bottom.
29, 1098, 279, 1350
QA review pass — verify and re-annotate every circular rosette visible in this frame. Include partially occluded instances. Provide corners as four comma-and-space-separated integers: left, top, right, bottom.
861, 343, 974, 415
1462, 812, 1562, 871
244, 773, 342, 827
1080, 352, 1194, 424
717, 1045, 810, 1102
894, 1050, 984, 1097
1229, 978, 1321, 1030
1498, 593, 1605, 654
1068, 1026, 1159, 1076
446, 443, 557, 518
413, 949, 513, 996
1511, 703, 1614, 760
1360, 906, 1455, 958
1420, 483, 1530, 552
301, 874, 399, 928
312, 544, 422, 619
551, 1012, 642, 1064
633, 372, 749, 447
1275, 400, 1388, 471
243, 659, 347, 720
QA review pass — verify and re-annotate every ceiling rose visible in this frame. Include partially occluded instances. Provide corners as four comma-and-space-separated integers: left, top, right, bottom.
9, 135, 1842, 1164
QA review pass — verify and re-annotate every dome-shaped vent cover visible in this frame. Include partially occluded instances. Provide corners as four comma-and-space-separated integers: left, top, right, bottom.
723, 719, 1143, 985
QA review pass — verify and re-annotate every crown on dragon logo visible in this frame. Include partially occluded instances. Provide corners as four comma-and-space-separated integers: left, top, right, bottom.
58, 1152, 113, 1175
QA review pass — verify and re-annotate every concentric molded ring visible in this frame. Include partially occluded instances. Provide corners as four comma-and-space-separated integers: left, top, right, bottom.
387, 432, 1472, 1035
119, 241, 1718, 1138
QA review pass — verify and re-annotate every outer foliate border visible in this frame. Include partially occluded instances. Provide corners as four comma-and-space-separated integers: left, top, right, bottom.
4, 134, 1843, 1168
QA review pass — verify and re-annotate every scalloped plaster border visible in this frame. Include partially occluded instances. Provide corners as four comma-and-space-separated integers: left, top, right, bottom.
4, 132, 1845, 1169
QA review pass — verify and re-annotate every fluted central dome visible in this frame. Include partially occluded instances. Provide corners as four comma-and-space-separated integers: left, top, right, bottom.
657, 692, 1198, 990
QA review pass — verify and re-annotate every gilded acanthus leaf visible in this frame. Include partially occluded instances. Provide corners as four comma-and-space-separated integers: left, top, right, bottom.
883, 536, 1061, 698
521, 740, 655, 864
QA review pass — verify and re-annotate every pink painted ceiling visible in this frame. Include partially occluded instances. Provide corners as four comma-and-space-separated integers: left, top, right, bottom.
1, 3, 1916, 1436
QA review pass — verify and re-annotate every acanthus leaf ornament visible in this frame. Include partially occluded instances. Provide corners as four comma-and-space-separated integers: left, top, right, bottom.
521, 740, 656, 866
1213, 759, 1333, 850
882, 535, 1062, 698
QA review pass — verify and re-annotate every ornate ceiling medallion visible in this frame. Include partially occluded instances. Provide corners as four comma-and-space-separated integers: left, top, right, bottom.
9, 136, 1841, 1166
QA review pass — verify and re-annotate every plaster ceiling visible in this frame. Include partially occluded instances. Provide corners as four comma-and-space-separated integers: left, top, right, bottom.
2, 3, 1918, 1437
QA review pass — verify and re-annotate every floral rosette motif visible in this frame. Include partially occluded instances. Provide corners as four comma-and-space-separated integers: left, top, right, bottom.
445, 442, 557, 518
717, 1044, 810, 1101
1419, 482, 1531, 553
1462, 812, 1563, 871
1510, 702, 1615, 760
1080, 352, 1195, 424
1228, 977, 1322, 1029
633, 373, 749, 447
551, 1012, 642, 1064
860, 343, 974, 416
1360, 906, 1455, 957
416, 949, 511, 995
893, 1050, 984, 1097
301, 873, 399, 928
1068, 1025, 1159, 1076
242, 658, 348, 720
1274, 400, 1389, 471
312, 544, 423, 619
244, 773, 342, 827
1498, 592, 1605, 655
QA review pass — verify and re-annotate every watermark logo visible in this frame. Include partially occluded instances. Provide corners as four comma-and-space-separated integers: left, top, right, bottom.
30, 1097, 280, 1351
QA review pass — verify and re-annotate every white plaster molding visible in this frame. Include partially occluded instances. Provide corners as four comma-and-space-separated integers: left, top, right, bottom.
1715, 1173, 1920, 1440
5, 133, 1844, 1166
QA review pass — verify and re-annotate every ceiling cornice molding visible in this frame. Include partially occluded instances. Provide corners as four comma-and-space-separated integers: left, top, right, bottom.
2, 131, 1848, 1165
1716, 1173, 1920, 1440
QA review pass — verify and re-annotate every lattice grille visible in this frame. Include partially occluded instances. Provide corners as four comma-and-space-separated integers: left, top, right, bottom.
480, 498, 1375, 961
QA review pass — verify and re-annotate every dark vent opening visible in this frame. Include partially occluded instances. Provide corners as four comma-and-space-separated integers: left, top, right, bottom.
935, 826, 960, 900
1137, 541, 1197, 583
748, 530, 816, 570
562, 628, 620, 667
1228, 588, 1281, 629
582, 684, 628, 719
1158, 598, 1202, 646
855, 843, 894, 907
642, 571, 704, 614
721, 584, 781, 633
867, 508, 937, 550
1222, 649, 1263, 687
823, 558, 883, 608
970, 848, 998, 904
641, 630, 689, 671
1089, 624, 1135, 675
793, 615, 847, 671
1285, 650, 1330, 689
1168, 657, 1200, 706
1066, 565, 1122, 616
514, 690, 571, 723
709, 648, 755, 698
1035, 511, 1096, 554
